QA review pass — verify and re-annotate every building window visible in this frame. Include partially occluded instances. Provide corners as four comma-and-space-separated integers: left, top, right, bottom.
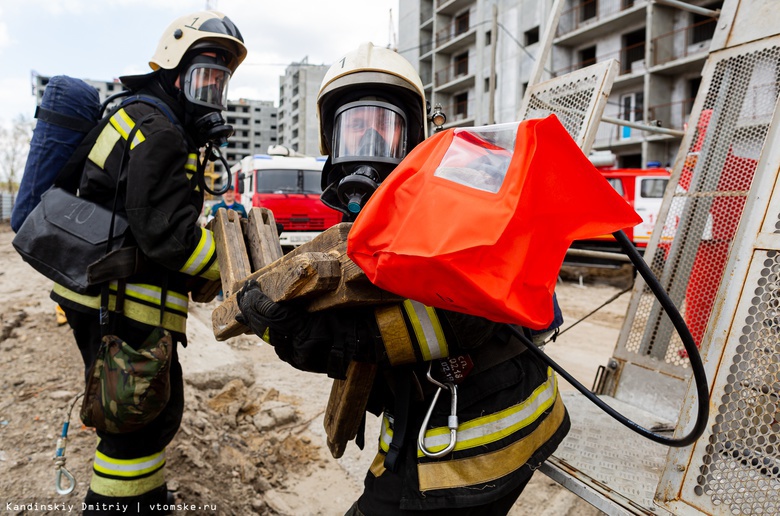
691, 2, 722, 44
271, 113, 277, 118
686, 77, 701, 115
485, 30, 491, 46
524, 26, 539, 46
581, 0, 597, 21
578, 46, 596, 68
454, 92, 468, 119
455, 11, 470, 36
621, 28, 645, 74
455, 52, 469, 76
620, 92, 644, 140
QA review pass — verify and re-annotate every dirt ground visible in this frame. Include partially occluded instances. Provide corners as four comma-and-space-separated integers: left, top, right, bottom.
0, 222, 632, 515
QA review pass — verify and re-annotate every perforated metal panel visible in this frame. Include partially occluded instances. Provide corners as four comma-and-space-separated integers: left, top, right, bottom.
649, 34, 780, 516
615, 39, 780, 381
518, 60, 618, 154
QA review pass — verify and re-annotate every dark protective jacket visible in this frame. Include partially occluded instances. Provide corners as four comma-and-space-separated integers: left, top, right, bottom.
259, 296, 569, 511
51, 87, 220, 336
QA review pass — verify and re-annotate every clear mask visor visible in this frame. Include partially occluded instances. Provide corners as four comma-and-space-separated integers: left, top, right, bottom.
184, 64, 231, 111
333, 102, 407, 163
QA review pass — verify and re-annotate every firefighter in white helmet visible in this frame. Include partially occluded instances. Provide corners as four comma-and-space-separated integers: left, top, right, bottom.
53, 11, 245, 514
238, 42, 568, 514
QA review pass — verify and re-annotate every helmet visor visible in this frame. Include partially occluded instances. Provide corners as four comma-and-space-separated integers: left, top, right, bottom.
184, 64, 231, 111
332, 101, 407, 164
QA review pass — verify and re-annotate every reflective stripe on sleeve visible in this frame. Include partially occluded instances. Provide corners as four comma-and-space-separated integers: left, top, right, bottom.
87, 124, 122, 169
403, 300, 448, 361
179, 228, 216, 277
109, 108, 146, 149
185, 153, 198, 172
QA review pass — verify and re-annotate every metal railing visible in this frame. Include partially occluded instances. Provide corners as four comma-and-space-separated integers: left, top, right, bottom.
557, 0, 645, 37
435, 11, 474, 48
651, 18, 718, 66
553, 42, 645, 77
435, 58, 470, 86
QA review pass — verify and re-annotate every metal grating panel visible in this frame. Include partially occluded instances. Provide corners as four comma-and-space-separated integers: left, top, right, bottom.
692, 250, 780, 513
518, 60, 618, 154
615, 41, 780, 380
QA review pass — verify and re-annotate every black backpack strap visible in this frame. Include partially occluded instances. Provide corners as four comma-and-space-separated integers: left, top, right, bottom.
121, 94, 181, 127
34, 106, 96, 133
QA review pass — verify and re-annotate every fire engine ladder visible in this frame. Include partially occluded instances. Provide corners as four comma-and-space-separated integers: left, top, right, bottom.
518, 0, 780, 514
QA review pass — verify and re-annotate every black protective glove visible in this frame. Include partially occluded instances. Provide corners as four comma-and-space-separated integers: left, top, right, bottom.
236, 281, 381, 378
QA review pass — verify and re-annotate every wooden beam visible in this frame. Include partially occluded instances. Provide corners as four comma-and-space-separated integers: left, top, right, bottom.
324, 360, 378, 458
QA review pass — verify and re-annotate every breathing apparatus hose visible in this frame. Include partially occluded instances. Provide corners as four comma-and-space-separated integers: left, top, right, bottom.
198, 143, 232, 197
506, 229, 710, 447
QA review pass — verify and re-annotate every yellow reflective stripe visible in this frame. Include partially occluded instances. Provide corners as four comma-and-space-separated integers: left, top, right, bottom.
185, 153, 198, 171
179, 228, 216, 276
87, 124, 122, 169
418, 368, 558, 456
379, 414, 394, 452
90, 468, 165, 497
403, 300, 448, 361
110, 108, 146, 149
418, 395, 566, 491
199, 258, 220, 281
123, 283, 189, 312
52, 283, 187, 333
375, 304, 417, 366
94, 449, 165, 478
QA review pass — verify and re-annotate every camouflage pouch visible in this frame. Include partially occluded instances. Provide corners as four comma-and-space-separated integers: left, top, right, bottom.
80, 327, 173, 433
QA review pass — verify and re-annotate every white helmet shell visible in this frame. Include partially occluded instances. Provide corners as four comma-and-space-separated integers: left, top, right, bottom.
317, 42, 427, 156
150, 11, 247, 74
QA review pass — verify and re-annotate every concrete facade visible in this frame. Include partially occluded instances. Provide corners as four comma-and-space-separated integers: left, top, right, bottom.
399, 0, 722, 168
277, 57, 329, 157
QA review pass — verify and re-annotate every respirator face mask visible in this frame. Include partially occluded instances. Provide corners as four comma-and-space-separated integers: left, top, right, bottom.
331, 100, 407, 215
182, 54, 234, 148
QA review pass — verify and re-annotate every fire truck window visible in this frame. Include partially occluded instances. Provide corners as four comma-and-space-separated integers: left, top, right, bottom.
607, 177, 624, 196
640, 178, 668, 198
257, 170, 299, 193
302, 170, 323, 194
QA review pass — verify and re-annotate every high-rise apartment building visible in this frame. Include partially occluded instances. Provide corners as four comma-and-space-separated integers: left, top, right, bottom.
399, 0, 722, 168
277, 57, 329, 156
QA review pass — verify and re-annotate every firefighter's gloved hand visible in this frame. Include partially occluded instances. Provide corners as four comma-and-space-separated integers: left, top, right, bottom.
236, 281, 332, 374
236, 281, 300, 335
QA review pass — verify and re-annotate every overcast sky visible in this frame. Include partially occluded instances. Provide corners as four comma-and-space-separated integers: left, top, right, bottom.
0, 0, 399, 125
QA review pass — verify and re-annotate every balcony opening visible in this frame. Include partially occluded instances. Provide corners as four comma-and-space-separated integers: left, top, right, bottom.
578, 46, 596, 69
621, 28, 646, 74
581, 0, 597, 22
455, 52, 469, 77
524, 26, 540, 46
691, 1, 722, 44
485, 29, 491, 46
686, 77, 702, 115
455, 11, 470, 36
454, 92, 468, 120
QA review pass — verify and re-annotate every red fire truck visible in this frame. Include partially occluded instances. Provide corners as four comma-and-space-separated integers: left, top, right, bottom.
232, 146, 342, 250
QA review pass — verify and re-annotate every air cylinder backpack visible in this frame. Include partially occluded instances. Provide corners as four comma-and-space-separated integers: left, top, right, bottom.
12, 75, 179, 294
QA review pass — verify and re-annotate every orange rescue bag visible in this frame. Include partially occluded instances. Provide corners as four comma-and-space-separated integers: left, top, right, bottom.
347, 114, 641, 329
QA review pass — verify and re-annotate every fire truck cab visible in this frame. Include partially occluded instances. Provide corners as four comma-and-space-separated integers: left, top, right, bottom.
567, 152, 671, 266
232, 146, 342, 250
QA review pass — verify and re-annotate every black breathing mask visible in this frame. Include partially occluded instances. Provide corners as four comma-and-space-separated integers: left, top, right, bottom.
327, 100, 408, 217
179, 53, 234, 149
